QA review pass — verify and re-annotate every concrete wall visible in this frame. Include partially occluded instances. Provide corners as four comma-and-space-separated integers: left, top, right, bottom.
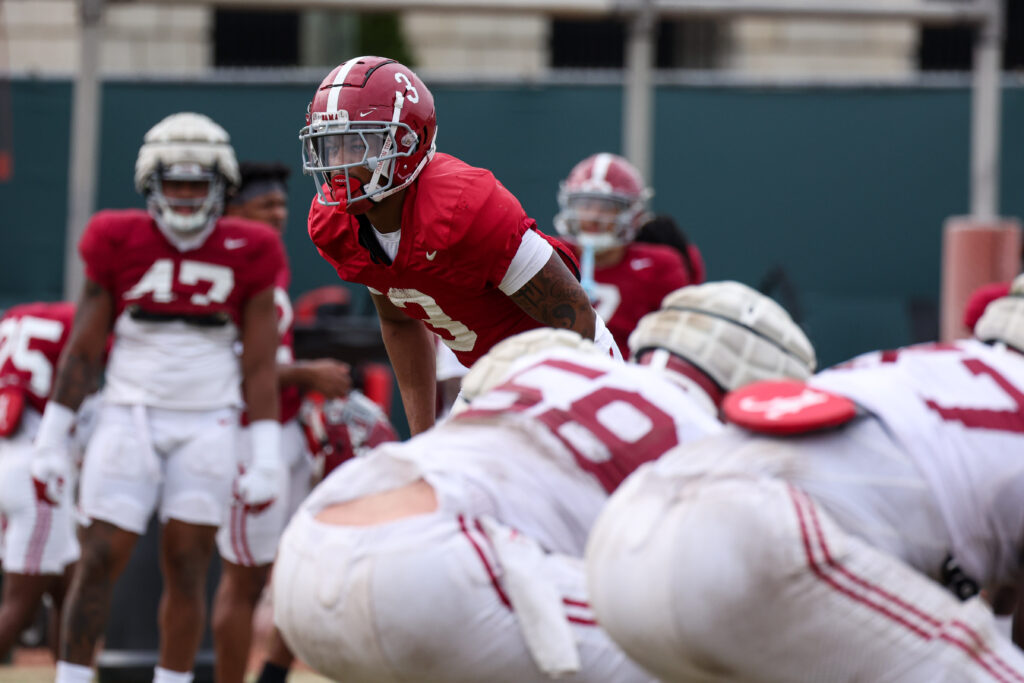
1, 1, 916, 78
1, 1, 211, 74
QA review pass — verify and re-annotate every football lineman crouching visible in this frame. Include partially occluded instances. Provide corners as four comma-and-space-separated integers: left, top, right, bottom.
271, 281, 816, 682
33, 112, 286, 683
586, 276, 1024, 682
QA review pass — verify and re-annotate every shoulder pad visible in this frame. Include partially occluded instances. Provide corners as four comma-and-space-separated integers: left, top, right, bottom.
723, 379, 857, 435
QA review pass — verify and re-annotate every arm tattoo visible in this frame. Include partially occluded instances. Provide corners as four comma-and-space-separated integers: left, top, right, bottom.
52, 280, 107, 409
52, 353, 102, 410
510, 261, 591, 332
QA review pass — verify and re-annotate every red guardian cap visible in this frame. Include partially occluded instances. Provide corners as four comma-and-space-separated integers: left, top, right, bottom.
723, 379, 857, 435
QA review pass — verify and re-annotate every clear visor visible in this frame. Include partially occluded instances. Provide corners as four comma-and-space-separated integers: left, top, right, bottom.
301, 120, 417, 207
565, 196, 630, 230
305, 129, 387, 173
554, 192, 642, 250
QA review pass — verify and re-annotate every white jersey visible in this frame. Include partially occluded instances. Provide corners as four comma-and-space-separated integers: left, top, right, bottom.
810, 340, 1024, 589
103, 313, 242, 409
304, 348, 722, 556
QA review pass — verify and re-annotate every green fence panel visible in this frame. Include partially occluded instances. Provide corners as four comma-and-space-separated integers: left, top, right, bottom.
3, 77, 1022, 367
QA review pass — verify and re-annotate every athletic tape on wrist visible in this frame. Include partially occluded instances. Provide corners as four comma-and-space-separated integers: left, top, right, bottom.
35, 402, 75, 448
249, 419, 282, 470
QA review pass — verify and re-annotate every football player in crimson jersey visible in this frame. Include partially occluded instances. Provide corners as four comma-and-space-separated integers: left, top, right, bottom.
212, 161, 352, 683
0, 302, 85, 659
586, 276, 1024, 682
31, 113, 286, 683
271, 282, 815, 683
554, 153, 706, 358
301, 56, 619, 436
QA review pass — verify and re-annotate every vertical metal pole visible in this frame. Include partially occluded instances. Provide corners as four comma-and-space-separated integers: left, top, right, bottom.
969, 0, 1003, 220
623, 1, 656, 184
64, 0, 105, 300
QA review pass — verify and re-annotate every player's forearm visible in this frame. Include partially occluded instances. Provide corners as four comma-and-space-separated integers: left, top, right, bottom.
52, 279, 111, 410
379, 317, 436, 435
510, 254, 597, 340
243, 358, 280, 422
50, 351, 102, 411
277, 361, 309, 389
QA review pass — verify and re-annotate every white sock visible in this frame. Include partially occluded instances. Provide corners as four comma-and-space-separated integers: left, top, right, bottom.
153, 667, 194, 683
55, 661, 94, 683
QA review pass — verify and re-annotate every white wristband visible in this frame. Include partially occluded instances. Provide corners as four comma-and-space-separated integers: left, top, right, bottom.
249, 419, 282, 470
36, 401, 76, 449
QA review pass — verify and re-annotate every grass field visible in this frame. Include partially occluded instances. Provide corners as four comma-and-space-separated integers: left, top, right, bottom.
0, 669, 332, 683
0, 650, 333, 683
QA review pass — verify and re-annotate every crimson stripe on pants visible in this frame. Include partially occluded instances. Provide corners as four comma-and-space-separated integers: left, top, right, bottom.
788, 484, 1024, 683
24, 501, 52, 574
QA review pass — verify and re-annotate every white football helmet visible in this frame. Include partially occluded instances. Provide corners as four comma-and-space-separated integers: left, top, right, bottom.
629, 281, 816, 392
974, 273, 1024, 352
135, 112, 240, 238
455, 328, 602, 413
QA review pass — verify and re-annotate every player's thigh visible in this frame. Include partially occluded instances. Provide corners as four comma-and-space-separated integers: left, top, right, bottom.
537, 552, 656, 683
160, 407, 238, 528
274, 510, 552, 683
79, 404, 160, 534
591, 473, 1024, 683
587, 471, 790, 682
0, 445, 79, 575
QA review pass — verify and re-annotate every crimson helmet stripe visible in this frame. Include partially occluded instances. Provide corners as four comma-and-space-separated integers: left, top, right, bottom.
590, 153, 614, 185
326, 56, 371, 113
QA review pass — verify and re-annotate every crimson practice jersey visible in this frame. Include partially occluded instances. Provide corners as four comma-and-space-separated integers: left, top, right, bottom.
310, 348, 722, 557
577, 242, 697, 358
0, 302, 75, 428
810, 340, 1024, 590
309, 153, 579, 367
79, 209, 285, 409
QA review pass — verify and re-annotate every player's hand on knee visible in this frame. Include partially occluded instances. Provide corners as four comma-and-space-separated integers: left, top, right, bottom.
30, 443, 72, 506
237, 419, 284, 512
31, 402, 77, 506
236, 463, 283, 513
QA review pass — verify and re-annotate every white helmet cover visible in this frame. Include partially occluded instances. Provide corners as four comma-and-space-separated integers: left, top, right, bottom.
135, 112, 240, 237
459, 328, 602, 406
628, 281, 817, 391
974, 273, 1024, 352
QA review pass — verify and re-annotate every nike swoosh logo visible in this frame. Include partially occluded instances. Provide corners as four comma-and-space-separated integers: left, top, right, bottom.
358, 110, 374, 118
224, 238, 248, 250
425, 250, 437, 261
630, 258, 653, 271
